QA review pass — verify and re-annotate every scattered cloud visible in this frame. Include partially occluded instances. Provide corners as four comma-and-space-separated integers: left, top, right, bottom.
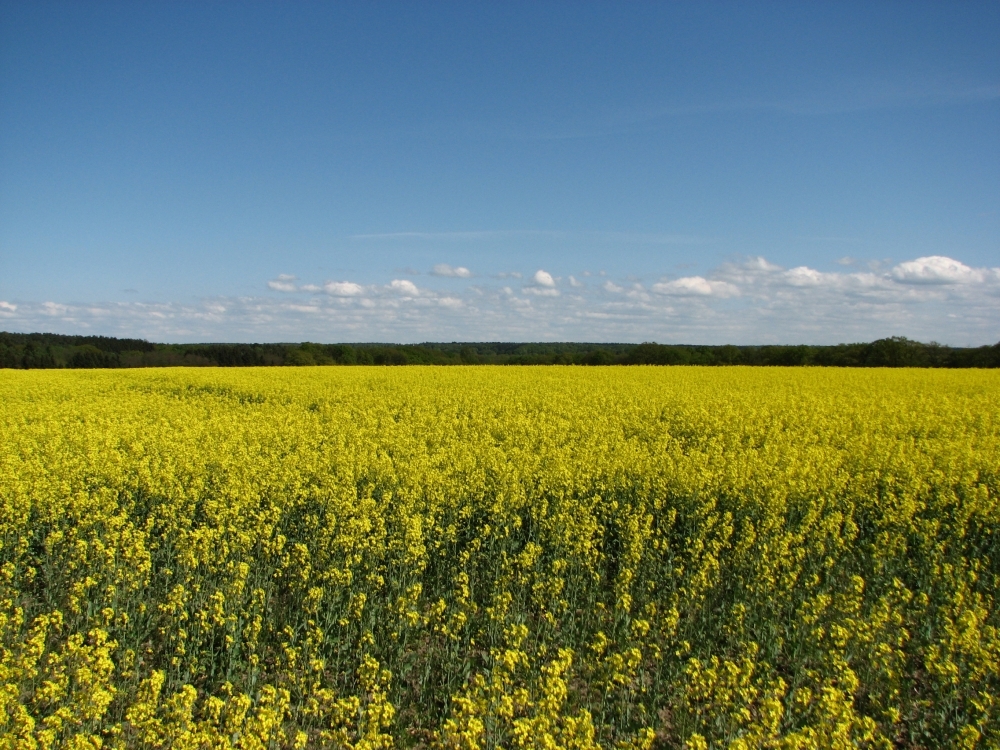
4, 255, 998, 345
431, 263, 473, 278
782, 267, 825, 287
533, 270, 556, 287
324, 281, 365, 297
651, 276, 740, 297
388, 279, 420, 296
523, 286, 560, 297
41, 302, 70, 316
268, 274, 298, 292
890, 255, 994, 285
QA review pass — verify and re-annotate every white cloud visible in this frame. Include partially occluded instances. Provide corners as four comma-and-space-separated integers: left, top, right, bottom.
42, 302, 70, 316
431, 263, 473, 278
533, 270, 556, 287
782, 267, 825, 286
4, 255, 998, 346
267, 274, 298, 292
569, 275, 583, 287
626, 284, 651, 302
891, 256, 988, 285
388, 279, 420, 296
324, 281, 365, 297
651, 276, 740, 297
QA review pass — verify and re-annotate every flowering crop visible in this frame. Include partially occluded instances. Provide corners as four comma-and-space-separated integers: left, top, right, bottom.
1, 366, 998, 748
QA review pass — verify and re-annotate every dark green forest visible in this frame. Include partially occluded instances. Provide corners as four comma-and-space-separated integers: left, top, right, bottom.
2, 331, 999, 369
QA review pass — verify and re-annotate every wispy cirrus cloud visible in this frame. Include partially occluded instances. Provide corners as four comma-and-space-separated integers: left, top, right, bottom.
5, 255, 998, 345
351, 230, 713, 245
351, 230, 547, 241
472, 78, 1000, 143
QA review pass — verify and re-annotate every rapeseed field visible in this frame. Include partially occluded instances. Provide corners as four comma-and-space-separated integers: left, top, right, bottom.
1, 367, 998, 749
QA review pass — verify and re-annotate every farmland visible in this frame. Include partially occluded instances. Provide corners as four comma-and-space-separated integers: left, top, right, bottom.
1, 367, 998, 748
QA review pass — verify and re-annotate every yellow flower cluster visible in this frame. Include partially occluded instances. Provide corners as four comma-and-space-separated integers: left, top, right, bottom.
1, 366, 998, 748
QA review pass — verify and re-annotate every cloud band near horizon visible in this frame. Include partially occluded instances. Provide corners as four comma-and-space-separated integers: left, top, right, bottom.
2, 255, 998, 346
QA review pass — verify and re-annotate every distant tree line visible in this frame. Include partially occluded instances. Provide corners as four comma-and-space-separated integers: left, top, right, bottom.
1, 331, 998, 369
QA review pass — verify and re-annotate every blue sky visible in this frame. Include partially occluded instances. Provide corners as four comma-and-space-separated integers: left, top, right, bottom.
1, 1, 998, 344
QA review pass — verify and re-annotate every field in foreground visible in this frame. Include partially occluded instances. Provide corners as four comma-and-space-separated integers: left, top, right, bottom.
1, 367, 998, 749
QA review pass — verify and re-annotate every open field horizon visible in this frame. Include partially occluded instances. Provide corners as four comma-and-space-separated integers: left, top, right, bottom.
3, 331, 999, 370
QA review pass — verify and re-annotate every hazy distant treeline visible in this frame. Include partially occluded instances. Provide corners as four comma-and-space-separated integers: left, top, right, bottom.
2, 331, 998, 369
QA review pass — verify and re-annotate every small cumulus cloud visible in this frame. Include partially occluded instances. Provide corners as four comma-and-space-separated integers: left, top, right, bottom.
782, 267, 826, 286
652, 277, 740, 297
431, 263, 473, 278
5, 255, 997, 346
268, 274, 298, 292
388, 279, 420, 296
533, 270, 556, 287
494, 271, 522, 279
891, 256, 990, 285
324, 281, 365, 297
